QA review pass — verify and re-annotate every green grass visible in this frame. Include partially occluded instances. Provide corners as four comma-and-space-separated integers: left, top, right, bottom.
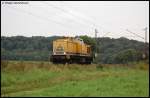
1, 61, 149, 97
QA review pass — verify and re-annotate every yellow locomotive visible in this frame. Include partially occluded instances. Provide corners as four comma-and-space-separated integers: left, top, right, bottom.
50, 37, 93, 64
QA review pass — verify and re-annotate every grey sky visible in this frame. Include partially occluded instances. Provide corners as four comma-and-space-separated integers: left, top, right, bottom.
1, 1, 149, 42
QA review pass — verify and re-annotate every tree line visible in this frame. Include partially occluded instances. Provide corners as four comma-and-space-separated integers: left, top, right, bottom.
1, 35, 149, 64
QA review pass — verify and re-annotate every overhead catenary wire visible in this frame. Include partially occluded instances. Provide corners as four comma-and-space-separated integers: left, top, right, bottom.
4, 4, 86, 34
37, 1, 87, 32
126, 29, 145, 40
41, 1, 128, 39
58, 2, 101, 26
101, 32, 111, 37
40, 1, 96, 33
40, 1, 103, 38
41, 1, 111, 34
41, 1, 95, 26
56, 1, 131, 37
3, 2, 147, 42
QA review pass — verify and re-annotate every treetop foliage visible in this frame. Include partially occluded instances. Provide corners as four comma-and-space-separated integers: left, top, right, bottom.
1, 36, 149, 64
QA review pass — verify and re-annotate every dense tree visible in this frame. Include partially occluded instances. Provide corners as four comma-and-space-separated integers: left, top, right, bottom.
113, 49, 142, 64
79, 35, 96, 57
1, 36, 148, 63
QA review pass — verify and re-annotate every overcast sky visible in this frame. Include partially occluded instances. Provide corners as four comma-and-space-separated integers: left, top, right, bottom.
1, 1, 149, 42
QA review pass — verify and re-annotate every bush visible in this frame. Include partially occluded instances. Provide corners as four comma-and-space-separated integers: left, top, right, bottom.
96, 64, 104, 70
137, 62, 149, 70
1, 60, 8, 70
38, 62, 44, 68
114, 49, 142, 64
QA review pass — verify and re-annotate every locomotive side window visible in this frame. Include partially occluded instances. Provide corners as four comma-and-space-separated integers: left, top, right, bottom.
87, 47, 90, 53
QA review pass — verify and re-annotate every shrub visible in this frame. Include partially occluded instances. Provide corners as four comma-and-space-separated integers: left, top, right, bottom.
1, 60, 8, 70
96, 64, 104, 70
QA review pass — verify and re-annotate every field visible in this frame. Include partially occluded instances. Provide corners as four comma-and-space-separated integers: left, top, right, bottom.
1, 61, 149, 97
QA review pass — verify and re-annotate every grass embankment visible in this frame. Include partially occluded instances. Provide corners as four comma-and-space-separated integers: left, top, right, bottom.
1, 60, 149, 97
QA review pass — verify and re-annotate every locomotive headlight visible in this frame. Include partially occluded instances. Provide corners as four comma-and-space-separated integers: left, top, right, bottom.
64, 52, 66, 54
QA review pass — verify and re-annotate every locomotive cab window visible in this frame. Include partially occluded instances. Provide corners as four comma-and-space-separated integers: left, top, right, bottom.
56, 46, 64, 51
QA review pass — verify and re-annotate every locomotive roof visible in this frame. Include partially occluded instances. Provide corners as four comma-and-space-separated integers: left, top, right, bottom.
54, 37, 91, 46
